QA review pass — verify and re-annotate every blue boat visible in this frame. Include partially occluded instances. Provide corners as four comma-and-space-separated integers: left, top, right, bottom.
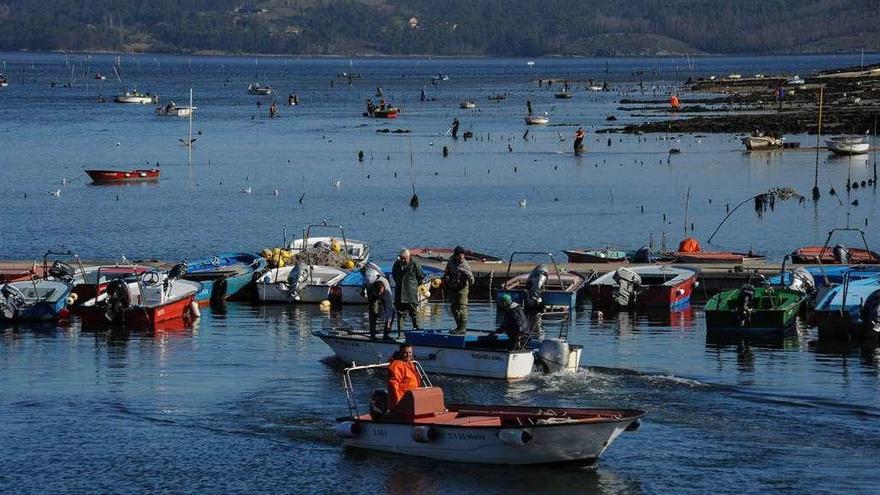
769, 265, 880, 288
0, 279, 72, 323
813, 273, 880, 340
336, 262, 442, 304
183, 253, 267, 304
495, 252, 588, 311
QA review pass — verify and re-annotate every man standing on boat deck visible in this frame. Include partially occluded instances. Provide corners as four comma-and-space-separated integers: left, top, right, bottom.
443, 246, 474, 335
392, 249, 425, 334
367, 278, 394, 340
496, 294, 530, 350
388, 344, 420, 407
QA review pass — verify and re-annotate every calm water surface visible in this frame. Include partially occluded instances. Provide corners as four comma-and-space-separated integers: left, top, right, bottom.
1, 53, 879, 494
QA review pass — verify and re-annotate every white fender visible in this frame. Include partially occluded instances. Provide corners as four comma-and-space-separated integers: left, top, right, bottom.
497, 428, 532, 446
412, 425, 437, 443
189, 301, 201, 319
335, 421, 361, 438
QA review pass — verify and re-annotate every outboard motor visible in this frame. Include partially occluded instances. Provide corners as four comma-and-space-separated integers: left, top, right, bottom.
524, 264, 548, 309
167, 262, 187, 281
536, 339, 570, 373
632, 246, 653, 264
48, 261, 76, 282
369, 389, 389, 420
736, 284, 756, 327
612, 267, 641, 307
861, 289, 880, 336
286, 262, 311, 300
787, 267, 816, 295
0, 285, 26, 320
833, 244, 850, 264
102, 279, 131, 324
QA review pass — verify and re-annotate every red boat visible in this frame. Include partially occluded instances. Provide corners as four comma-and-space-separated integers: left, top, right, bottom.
671, 251, 764, 264
85, 169, 160, 183
0, 264, 44, 283
409, 247, 504, 264
68, 266, 150, 312
77, 265, 200, 328
365, 107, 399, 119
791, 246, 880, 264
589, 266, 697, 309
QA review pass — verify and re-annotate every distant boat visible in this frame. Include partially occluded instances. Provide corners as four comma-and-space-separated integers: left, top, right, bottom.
366, 107, 399, 119
825, 136, 869, 155
0, 73, 7, 87
247, 83, 273, 96
114, 91, 157, 104
155, 103, 195, 117
524, 115, 549, 125
742, 135, 784, 150
459, 101, 476, 109
526, 60, 535, 66
432, 74, 450, 81
554, 92, 573, 99
85, 169, 160, 184
94, 72, 106, 80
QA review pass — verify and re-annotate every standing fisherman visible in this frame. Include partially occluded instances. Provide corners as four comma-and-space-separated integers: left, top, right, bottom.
574, 127, 585, 153
366, 278, 394, 340
392, 249, 425, 333
443, 246, 475, 335
526, 98, 533, 116
451, 118, 460, 138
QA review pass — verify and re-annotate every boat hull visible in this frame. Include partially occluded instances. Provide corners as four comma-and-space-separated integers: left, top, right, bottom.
184, 253, 266, 303
563, 250, 628, 263
589, 277, 695, 309
256, 282, 332, 303
79, 294, 195, 327
86, 169, 160, 183
338, 412, 638, 465
705, 308, 799, 334
0, 281, 72, 323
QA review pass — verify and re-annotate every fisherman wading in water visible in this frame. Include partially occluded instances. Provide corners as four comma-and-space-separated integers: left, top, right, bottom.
574, 127, 586, 154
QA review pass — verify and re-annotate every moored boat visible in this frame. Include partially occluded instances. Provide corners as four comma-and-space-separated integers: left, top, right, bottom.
495, 252, 588, 311
589, 265, 697, 309
114, 91, 157, 104
247, 83, 273, 96
790, 228, 880, 264
705, 284, 805, 334
524, 115, 549, 125
409, 246, 503, 264
367, 107, 399, 118
155, 103, 195, 117
812, 274, 880, 340
257, 263, 347, 303
183, 253, 267, 305
77, 264, 200, 328
825, 136, 869, 155
0, 73, 8, 87
563, 248, 630, 264
334, 362, 643, 465
459, 101, 476, 109
0, 262, 74, 323
742, 135, 784, 150
85, 169, 160, 183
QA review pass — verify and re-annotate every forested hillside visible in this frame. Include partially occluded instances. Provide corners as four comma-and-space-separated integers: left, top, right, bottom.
0, 0, 878, 55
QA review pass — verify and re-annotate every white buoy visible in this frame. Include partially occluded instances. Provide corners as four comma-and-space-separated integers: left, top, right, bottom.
50, 189, 61, 197
190, 301, 201, 318
273, 187, 279, 196
332, 180, 341, 188
518, 199, 527, 208
240, 187, 252, 194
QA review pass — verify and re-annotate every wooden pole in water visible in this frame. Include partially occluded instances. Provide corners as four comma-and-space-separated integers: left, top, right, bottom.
683, 186, 691, 238
874, 115, 877, 186
813, 86, 824, 200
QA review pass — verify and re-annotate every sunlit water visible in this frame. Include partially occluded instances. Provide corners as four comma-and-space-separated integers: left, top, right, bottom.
1, 53, 880, 494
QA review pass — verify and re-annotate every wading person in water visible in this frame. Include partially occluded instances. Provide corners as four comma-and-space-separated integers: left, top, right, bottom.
574, 127, 585, 153
387, 344, 420, 407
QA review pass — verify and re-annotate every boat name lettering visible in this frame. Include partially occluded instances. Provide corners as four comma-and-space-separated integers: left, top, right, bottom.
471, 352, 503, 361
446, 432, 486, 441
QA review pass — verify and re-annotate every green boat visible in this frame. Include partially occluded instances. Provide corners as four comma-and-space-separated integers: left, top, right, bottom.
704, 285, 806, 334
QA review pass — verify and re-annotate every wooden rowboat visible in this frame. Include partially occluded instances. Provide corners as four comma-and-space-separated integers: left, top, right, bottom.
85, 169, 160, 183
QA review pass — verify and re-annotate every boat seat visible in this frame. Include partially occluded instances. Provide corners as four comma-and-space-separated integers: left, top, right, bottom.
385, 387, 446, 421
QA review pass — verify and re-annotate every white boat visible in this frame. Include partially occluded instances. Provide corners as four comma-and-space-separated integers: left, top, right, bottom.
787, 75, 805, 85
155, 104, 195, 117
288, 224, 371, 267
334, 362, 643, 465
257, 263, 347, 303
742, 135, 784, 150
826, 136, 870, 155
114, 91, 157, 104
247, 83, 273, 96
0, 73, 7, 87
524, 115, 549, 125
588, 85, 603, 91
459, 101, 476, 109
317, 324, 581, 379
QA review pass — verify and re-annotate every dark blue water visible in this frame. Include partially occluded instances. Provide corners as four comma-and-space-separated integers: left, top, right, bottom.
2, 53, 880, 494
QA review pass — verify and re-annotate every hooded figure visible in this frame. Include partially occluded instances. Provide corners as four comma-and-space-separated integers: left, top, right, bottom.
443, 245, 475, 334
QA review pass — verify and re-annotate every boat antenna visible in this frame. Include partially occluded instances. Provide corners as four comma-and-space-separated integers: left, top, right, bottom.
873, 114, 877, 187
409, 139, 419, 208
812, 86, 824, 200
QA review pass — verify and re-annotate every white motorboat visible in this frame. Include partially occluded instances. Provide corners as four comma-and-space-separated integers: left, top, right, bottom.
114, 91, 157, 104
826, 136, 870, 155
315, 324, 582, 379
155, 104, 195, 117
256, 263, 347, 303
247, 83, 273, 96
742, 135, 784, 150
288, 224, 371, 268
334, 362, 643, 465
524, 115, 549, 125
459, 101, 476, 109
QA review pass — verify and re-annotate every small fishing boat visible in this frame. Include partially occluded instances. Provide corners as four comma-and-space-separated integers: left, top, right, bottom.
667, 237, 763, 264
335, 262, 442, 305
316, 323, 581, 379
247, 83, 273, 96
825, 136, 869, 155
183, 253, 267, 305
114, 91, 157, 104
705, 284, 806, 334
155, 103, 195, 117
85, 169, 160, 183
367, 107, 400, 119
0, 262, 75, 323
812, 274, 880, 340
742, 135, 784, 150
77, 264, 200, 328
495, 252, 588, 311
563, 248, 630, 264
459, 101, 476, 109
589, 266, 697, 309
0, 73, 8, 87
409, 247, 503, 264
68, 265, 150, 311
487, 94, 507, 101
334, 362, 643, 465
0, 265, 44, 283
790, 228, 880, 264
256, 263, 347, 303
288, 224, 371, 268
588, 85, 604, 91
524, 115, 549, 125
554, 92, 573, 99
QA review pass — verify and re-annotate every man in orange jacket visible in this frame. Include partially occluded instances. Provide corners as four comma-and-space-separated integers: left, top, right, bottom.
388, 344, 420, 407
